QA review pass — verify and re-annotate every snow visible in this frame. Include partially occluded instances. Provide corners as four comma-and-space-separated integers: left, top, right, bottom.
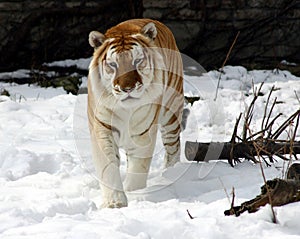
0, 63, 300, 238
0, 70, 58, 82
43, 58, 92, 70
0, 69, 32, 80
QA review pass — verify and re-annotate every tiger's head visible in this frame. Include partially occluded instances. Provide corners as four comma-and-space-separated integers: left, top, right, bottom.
88, 22, 165, 107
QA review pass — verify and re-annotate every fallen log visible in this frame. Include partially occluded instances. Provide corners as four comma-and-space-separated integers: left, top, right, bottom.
224, 164, 300, 216
224, 178, 300, 216
185, 140, 300, 165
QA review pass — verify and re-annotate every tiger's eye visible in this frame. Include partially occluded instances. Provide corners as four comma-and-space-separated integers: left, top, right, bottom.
108, 62, 117, 68
134, 58, 143, 66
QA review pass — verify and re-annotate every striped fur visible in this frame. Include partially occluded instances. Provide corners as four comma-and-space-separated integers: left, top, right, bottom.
88, 19, 183, 208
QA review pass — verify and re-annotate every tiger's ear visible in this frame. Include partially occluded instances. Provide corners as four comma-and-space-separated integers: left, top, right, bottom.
141, 22, 157, 41
89, 31, 106, 48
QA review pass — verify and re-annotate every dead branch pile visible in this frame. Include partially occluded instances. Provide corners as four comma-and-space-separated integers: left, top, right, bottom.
185, 83, 300, 166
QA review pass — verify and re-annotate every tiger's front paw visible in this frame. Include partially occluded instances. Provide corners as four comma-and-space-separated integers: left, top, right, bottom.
101, 190, 128, 208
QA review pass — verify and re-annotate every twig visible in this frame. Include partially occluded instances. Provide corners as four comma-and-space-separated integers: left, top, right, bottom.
230, 113, 243, 164
272, 110, 300, 139
265, 91, 277, 130
244, 152, 259, 163
275, 153, 290, 161
261, 155, 272, 166
214, 31, 240, 101
186, 209, 195, 219
243, 82, 264, 141
266, 113, 283, 139
230, 187, 235, 212
231, 113, 243, 143
295, 90, 300, 104
265, 97, 277, 128
292, 111, 300, 143
287, 113, 299, 167
247, 113, 282, 141
284, 118, 297, 177
261, 86, 274, 131
219, 177, 231, 204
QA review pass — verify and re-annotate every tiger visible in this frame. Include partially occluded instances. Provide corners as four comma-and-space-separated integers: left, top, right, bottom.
87, 19, 184, 208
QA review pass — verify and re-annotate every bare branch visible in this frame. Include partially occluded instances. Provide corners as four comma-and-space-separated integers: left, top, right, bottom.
214, 31, 240, 101
272, 110, 300, 139
261, 86, 275, 130
295, 90, 300, 104
186, 209, 195, 219
265, 97, 277, 128
243, 82, 264, 141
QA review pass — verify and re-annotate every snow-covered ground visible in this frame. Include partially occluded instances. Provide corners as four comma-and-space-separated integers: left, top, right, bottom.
0, 62, 300, 238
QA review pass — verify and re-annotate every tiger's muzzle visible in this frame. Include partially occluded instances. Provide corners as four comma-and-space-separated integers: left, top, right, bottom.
112, 70, 144, 100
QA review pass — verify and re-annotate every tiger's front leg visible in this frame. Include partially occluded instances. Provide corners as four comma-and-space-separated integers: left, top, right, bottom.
123, 124, 157, 192
90, 124, 128, 208
124, 156, 152, 192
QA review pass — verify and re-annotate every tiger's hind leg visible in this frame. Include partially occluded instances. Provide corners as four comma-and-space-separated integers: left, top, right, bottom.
159, 105, 188, 168
160, 109, 183, 168
159, 74, 184, 168
161, 129, 181, 168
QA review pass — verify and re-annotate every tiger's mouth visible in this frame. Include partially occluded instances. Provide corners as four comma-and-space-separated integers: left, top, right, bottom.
121, 95, 135, 101
112, 82, 144, 101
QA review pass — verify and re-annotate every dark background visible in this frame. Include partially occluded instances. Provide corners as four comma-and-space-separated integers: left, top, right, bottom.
1, 0, 299, 74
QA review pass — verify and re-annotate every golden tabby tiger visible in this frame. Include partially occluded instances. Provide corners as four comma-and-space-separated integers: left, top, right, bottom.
88, 19, 183, 208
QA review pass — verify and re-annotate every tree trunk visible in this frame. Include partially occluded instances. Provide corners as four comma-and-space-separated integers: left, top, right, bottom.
185, 141, 300, 165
